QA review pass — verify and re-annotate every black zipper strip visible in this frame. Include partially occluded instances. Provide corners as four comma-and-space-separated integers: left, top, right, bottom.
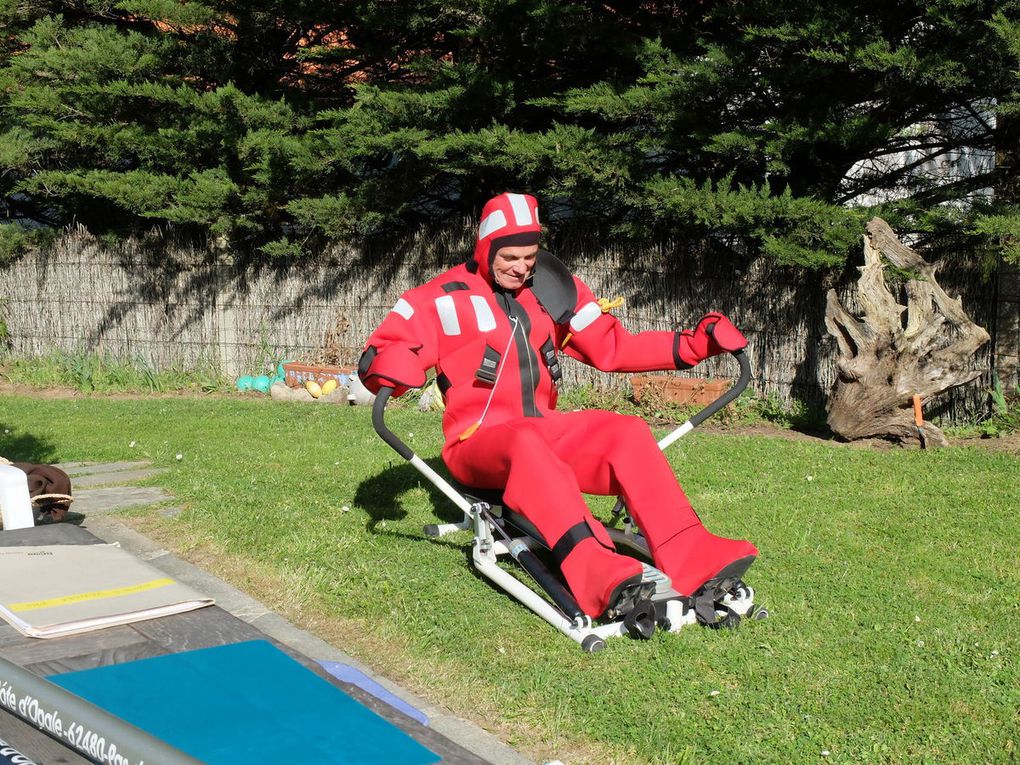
495, 290, 542, 418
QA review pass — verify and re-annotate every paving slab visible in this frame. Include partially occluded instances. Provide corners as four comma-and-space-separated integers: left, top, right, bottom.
58, 461, 155, 477
70, 486, 173, 515
70, 467, 166, 488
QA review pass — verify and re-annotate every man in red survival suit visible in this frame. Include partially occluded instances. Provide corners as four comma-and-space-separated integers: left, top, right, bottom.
359, 192, 757, 619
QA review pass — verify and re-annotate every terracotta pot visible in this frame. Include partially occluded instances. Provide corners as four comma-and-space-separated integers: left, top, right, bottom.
629, 375, 730, 406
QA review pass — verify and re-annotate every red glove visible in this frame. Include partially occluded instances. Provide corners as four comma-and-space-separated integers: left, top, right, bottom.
357, 344, 427, 397
676, 312, 747, 367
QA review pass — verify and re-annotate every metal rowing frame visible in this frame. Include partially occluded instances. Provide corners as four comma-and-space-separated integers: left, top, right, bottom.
372, 348, 758, 652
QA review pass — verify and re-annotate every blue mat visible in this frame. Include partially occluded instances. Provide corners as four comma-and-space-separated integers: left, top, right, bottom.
50, 640, 440, 765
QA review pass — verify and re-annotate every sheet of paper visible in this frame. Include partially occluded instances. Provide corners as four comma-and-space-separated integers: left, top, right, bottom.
0, 544, 213, 638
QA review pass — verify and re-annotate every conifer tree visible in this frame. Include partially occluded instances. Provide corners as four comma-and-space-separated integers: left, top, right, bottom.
1, 1, 1017, 267
0, 1, 456, 257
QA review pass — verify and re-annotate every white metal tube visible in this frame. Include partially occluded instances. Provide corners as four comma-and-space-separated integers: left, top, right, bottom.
409, 455, 473, 513
491, 536, 543, 557
479, 536, 646, 646
431, 519, 472, 536
657, 420, 694, 450
589, 621, 630, 639
472, 554, 587, 646
472, 551, 639, 646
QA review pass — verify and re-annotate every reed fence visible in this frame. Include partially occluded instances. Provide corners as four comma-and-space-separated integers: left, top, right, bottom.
0, 222, 1013, 423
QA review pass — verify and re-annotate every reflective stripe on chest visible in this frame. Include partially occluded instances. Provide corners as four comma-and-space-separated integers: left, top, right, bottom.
434, 293, 500, 336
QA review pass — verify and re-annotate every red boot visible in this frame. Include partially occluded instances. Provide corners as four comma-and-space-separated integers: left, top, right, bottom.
653, 524, 758, 597
558, 537, 648, 618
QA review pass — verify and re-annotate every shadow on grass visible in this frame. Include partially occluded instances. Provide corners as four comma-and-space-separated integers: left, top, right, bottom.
354, 456, 468, 529
354, 455, 564, 609
0, 422, 58, 463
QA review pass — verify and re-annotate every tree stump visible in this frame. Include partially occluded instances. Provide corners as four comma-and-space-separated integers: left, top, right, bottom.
824, 218, 990, 446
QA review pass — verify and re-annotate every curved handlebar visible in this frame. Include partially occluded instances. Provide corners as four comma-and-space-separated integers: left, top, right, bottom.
687, 348, 751, 429
372, 386, 414, 460
372, 329, 753, 460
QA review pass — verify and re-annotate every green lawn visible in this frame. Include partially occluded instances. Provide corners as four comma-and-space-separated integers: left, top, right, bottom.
1, 393, 1017, 765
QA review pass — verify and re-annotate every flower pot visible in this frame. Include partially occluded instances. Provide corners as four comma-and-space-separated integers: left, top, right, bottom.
282, 363, 354, 389
629, 375, 730, 406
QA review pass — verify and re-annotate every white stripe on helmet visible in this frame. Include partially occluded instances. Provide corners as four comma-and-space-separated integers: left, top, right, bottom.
507, 193, 534, 226
569, 301, 602, 332
435, 295, 461, 336
478, 209, 508, 240
391, 298, 414, 320
471, 295, 496, 332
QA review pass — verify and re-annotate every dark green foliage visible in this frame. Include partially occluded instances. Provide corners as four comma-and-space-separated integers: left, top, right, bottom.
0, 223, 56, 266
1, 1, 1018, 266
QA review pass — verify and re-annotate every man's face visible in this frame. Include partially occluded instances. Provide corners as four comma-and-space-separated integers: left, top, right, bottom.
492, 244, 538, 290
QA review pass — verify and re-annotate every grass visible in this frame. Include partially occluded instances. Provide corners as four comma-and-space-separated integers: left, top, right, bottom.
0, 351, 231, 394
3, 351, 836, 430
1, 392, 1017, 764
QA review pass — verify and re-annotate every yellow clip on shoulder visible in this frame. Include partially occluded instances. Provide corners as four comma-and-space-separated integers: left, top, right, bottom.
598, 296, 625, 313
561, 296, 626, 348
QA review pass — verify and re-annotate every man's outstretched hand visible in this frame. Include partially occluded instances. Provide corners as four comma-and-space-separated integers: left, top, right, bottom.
677, 312, 748, 367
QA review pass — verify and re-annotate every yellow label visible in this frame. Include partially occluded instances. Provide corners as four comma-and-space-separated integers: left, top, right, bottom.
9, 577, 176, 612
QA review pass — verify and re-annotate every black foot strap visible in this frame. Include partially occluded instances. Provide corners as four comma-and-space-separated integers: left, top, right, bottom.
692, 590, 721, 625
623, 599, 657, 639
550, 521, 595, 566
691, 589, 741, 629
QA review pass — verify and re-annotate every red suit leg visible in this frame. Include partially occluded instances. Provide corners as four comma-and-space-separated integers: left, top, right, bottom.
443, 418, 642, 617
534, 411, 758, 596
444, 411, 757, 611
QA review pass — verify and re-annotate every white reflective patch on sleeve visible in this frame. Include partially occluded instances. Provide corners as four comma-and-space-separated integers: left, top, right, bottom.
470, 295, 497, 332
435, 295, 461, 336
478, 210, 507, 240
391, 297, 414, 320
507, 193, 533, 226
569, 301, 602, 332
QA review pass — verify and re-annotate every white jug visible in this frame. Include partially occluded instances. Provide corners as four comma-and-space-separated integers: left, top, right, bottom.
0, 463, 35, 530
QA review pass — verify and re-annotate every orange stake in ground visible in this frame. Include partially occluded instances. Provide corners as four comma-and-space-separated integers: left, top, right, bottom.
912, 394, 927, 448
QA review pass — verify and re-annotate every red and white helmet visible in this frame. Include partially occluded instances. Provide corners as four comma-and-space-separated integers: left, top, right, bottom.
471, 192, 542, 282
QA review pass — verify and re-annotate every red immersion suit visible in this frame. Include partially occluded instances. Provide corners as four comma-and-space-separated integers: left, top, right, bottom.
360, 192, 757, 617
